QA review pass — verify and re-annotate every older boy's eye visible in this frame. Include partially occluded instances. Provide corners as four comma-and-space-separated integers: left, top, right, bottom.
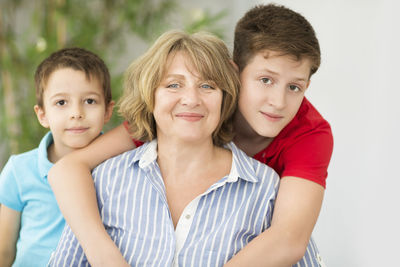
261, 78, 272, 84
289, 85, 301, 92
56, 100, 66, 106
85, 98, 96, 104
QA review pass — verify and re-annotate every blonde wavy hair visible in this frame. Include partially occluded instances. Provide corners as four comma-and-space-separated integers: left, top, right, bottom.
119, 30, 240, 146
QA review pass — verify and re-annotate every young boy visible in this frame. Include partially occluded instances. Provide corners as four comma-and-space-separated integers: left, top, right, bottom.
48, 4, 333, 267
0, 48, 114, 266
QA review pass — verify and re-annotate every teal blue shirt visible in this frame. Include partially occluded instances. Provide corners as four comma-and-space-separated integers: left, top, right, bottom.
0, 132, 65, 267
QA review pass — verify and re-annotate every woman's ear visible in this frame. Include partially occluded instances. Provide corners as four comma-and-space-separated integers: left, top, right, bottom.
34, 105, 50, 128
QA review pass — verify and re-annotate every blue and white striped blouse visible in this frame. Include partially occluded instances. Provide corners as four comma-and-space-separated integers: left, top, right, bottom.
49, 140, 322, 267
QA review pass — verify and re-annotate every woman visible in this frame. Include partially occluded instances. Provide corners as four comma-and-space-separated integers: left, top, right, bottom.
48, 30, 284, 266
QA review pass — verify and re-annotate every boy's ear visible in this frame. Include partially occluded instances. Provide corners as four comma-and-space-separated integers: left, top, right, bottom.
305, 80, 311, 90
104, 101, 115, 123
230, 60, 239, 72
34, 105, 50, 128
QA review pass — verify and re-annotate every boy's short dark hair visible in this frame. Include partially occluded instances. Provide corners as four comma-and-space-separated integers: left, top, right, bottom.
233, 4, 321, 76
34, 47, 112, 108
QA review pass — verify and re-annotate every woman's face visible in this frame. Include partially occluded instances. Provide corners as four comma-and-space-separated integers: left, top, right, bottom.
153, 51, 223, 144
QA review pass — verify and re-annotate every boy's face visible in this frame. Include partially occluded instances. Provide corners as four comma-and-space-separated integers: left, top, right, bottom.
34, 68, 113, 159
237, 51, 311, 138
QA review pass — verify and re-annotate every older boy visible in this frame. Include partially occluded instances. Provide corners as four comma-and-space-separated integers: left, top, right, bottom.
0, 48, 114, 266
225, 4, 333, 266
48, 4, 332, 267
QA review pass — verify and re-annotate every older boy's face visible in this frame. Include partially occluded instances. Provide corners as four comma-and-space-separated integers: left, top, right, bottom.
35, 68, 113, 160
237, 51, 311, 138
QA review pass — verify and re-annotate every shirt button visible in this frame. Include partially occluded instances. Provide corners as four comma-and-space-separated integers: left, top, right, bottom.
185, 214, 191, 220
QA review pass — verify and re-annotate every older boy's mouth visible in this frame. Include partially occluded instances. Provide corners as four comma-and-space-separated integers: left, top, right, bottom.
260, 111, 283, 122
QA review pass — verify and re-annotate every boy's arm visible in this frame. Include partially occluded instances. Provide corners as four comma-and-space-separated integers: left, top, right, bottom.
0, 205, 21, 266
48, 123, 134, 267
224, 177, 324, 267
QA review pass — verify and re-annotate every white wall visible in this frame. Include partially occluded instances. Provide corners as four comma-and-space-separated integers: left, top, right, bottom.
196, 0, 400, 265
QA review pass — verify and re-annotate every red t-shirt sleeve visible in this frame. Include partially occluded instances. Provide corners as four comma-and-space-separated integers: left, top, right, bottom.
122, 121, 144, 147
280, 130, 333, 188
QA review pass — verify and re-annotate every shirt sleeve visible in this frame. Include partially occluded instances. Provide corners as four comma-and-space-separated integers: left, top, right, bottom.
280, 130, 334, 188
0, 156, 24, 211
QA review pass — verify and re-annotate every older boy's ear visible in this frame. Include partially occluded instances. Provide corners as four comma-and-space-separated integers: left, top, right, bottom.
34, 105, 50, 128
230, 60, 239, 72
306, 80, 311, 90
104, 101, 115, 123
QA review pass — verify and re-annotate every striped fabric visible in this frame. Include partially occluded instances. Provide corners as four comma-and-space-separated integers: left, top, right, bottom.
49, 140, 322, 267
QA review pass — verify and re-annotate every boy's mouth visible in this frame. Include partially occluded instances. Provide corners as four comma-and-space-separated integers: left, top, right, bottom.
260, 111, 283, 122
65, 127, 89, 133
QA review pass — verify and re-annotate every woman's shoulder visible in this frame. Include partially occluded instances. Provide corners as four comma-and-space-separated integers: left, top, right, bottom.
227, 142, 280, 184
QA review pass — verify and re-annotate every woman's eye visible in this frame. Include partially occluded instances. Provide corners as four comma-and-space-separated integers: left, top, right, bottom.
56, 100, 66, 106
261, 77, 272, 84
200, 84, 215, 89
85, 98, 96, 104
289, 85, 301, 92
167, 83, 179, 89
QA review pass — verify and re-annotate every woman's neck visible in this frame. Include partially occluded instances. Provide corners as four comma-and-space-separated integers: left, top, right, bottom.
156, 136, 224, 178
233, 111, 273, 157
156, 136, 232, 228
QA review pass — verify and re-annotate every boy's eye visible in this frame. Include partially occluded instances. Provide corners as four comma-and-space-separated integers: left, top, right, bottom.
85, 98, 96, 104
261, 77, 272, 85
289, 85, 301, 92
56, 100, 66, 106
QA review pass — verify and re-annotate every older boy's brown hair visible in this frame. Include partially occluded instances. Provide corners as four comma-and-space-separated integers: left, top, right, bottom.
234, 4, 321, 76
34, 47, 112, 108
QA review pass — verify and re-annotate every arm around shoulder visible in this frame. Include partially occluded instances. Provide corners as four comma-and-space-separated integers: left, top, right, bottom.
224, 177, 325, 267
48, 123, 134, 266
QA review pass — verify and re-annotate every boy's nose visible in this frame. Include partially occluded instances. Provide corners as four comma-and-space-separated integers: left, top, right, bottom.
71, 105, 84, 119
268, 86, 286, 109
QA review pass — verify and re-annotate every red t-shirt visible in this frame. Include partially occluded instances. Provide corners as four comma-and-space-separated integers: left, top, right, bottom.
124, 97, 333, 188
253, 98, 333, 188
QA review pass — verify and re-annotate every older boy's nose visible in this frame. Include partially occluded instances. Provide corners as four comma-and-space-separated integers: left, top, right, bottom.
268, 86, 286, 109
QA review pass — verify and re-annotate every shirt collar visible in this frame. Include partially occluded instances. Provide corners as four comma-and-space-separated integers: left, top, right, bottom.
37, 131, 54, 179
128, 139, 158, 168
130, 140, 260, 184
225, 142, 260, 184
